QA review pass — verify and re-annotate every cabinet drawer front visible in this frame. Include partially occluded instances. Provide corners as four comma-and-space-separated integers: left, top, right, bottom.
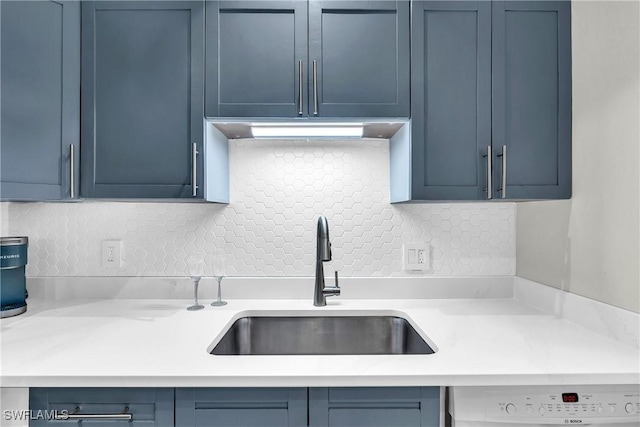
29, 388, 174, 426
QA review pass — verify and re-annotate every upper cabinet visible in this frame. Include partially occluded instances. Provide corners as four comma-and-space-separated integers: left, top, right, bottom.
410, 0, 491, 201
205, 1, 308, 118
307, 1, 410, 118
205, 0, 410, 118
402, 0, 571, 202
80, 1, 206, 199
0, 0, 80, 201
2, 0, 569, 203
491, 1, 572, 199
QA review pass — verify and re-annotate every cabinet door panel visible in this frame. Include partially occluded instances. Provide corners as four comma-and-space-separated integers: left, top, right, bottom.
176, 387, 307, 427
81, 1, 204, 198
308, 1, 409, 117
206, 1, 308, 117
0, 1, 79, 200
492, 1, 571, 199
411, 1, 491, 200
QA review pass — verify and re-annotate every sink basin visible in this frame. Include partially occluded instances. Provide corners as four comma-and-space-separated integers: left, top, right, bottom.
210, 315, 436, 355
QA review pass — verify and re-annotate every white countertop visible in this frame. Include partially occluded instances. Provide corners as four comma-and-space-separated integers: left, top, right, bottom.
1, 295, 638, 388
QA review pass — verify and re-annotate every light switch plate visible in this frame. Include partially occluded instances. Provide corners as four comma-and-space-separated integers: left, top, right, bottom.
403, 242, 430, 271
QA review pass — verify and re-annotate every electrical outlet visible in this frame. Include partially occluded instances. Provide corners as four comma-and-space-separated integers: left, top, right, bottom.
102, 240, 122, 268
403, 242, 430, 271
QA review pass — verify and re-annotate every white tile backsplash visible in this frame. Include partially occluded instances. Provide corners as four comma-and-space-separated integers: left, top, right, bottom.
1, 139, 515, 277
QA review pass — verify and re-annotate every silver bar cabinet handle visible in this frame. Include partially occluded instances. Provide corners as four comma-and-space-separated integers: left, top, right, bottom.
298, 60, 303, 115
483, 146, 492, 200
57, 413, 133, 421
69, 144, 75, 199
55, 406, 133, 421
497, 145, 507, 198
312, 60, 318, 115
191, 142, 198, 197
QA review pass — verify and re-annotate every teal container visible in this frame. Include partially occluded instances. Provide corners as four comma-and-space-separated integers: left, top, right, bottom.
1, 236, 28, 318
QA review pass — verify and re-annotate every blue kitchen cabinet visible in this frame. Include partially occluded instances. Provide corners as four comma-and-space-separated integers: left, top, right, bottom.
307, 1, 410, 118
409, 0, 492, 201
0, 0, 80, 201
205, 1, 409, 119
491, 1, 572, 199
205, 1, 308, 118
175, 388, 307, 427
177, 387, 440, 427
81, 1, 205, 199
30, 387, 440, 427
29, 388, 174, 426
309, 387, 441, 427
400, 0, 571, 202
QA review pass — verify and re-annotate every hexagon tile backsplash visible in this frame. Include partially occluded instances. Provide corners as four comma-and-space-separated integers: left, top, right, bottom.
0, 139, 515, 277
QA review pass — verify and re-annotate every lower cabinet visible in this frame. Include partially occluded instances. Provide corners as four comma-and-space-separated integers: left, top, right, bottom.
30, 387, 441, 427
29, 388, 174, 426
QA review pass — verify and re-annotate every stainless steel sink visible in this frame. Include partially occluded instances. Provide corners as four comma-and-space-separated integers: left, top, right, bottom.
210, 316, 436, 355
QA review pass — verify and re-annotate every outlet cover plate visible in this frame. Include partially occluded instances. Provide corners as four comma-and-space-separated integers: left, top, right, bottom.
101, 240, 122, 268
403, 242, 430, 271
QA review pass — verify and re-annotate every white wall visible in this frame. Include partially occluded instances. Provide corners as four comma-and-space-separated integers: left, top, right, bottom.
1, 139, 515, 278
517, 1, 640, 313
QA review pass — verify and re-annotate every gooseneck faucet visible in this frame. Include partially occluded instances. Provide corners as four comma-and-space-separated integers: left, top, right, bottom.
314, 216, 340, 307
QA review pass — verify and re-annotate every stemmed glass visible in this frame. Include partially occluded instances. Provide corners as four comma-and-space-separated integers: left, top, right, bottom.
210, 251, 227, 307
187, 255, 206, 311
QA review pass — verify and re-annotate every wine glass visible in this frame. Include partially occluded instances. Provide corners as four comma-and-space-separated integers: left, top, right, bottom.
187, 255, 206, 311
210, 251, 227, 307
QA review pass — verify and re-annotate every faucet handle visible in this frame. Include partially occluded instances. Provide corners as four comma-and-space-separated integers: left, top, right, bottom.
322, 271, 341, 299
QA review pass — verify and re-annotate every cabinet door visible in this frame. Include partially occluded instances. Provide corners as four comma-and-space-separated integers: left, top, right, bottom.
308, 1, 409, 118
205, 1, 308, 118
0, 1, 79, 201
81, 1, 204, 199
492, 1, 572, 199
29, 388, 174, 427
411, 1, 492, 200
309, 387, 441, 427
175, 388, 307, 427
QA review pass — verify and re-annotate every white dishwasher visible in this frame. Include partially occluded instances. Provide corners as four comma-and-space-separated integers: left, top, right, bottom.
449, 385, 640, 426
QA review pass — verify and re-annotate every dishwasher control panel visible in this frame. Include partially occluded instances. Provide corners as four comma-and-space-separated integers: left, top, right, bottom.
452, 385, 640, 425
